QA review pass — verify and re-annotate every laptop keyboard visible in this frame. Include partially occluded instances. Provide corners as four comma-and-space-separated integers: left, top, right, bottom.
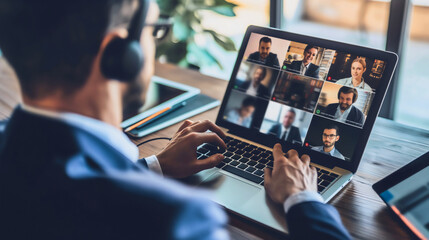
196, 136, 340, 193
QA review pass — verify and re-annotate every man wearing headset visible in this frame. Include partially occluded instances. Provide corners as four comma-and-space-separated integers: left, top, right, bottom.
0, 0, 350, 239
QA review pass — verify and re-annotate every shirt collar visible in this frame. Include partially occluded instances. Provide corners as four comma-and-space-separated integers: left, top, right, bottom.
324, 146, 336, 156
336, 104, 352, 116
20, 104, 139, 162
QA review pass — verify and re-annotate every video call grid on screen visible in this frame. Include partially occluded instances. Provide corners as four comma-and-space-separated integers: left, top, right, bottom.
222, 32, 388, 162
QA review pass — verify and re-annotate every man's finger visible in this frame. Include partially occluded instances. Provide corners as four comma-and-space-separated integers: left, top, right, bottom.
272, 143, 284, 161
188, 120, 226, 139
264, 167, 273, 188
193, 132, 227, 149
195, 154, 224, 172
301, 154, 311, 166
178, 120, 193, 132
286, 149, 298, 159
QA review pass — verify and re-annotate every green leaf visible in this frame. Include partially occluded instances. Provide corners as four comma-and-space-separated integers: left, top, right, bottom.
208, 6, 236, 17
204, 30, 236, 51
156, 0, 180, 15
172, 15, 193, 41
156, 41, 187, 64
187, 43, 222, 69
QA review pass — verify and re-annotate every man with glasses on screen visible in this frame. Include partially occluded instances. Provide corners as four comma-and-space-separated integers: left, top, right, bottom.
0, 0, 351, 239
312, 125, 345, 160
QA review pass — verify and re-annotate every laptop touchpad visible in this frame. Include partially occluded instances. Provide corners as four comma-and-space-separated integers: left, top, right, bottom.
199, 171, 261, 209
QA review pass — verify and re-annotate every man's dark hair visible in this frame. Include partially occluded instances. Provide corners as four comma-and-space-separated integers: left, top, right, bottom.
241, 97, 256, 108
337, 86, 358, 103
324, 124, 340, 136
304, 45, 318, 53
287, 109, 296, 116
0, 0, 135, 99
259, 37, 272, 46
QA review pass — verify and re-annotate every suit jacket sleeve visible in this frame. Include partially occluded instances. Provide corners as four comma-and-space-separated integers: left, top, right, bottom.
286, 201, 352, 240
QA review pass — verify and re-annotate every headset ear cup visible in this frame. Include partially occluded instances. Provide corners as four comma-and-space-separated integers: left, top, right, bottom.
100, 38, 144, 82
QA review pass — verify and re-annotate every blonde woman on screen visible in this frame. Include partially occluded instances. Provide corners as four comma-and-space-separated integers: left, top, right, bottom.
336, 58, 373, 92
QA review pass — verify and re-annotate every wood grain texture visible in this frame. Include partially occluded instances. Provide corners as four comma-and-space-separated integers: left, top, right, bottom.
134, 62, 429, 240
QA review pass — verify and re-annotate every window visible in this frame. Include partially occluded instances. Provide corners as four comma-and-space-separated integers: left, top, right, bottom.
394, 2, 429, 130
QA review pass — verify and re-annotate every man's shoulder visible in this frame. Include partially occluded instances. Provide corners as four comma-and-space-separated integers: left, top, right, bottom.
326, 103, 339, 112
248, 51, 259, 59
268, 52, 277, 58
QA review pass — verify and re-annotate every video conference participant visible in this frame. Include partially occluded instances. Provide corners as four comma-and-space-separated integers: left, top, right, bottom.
336, 57, 373, 91
238, 66, 270, 98
268, 109, 302, 144
225, 97, 256, 128
312, 125, 345, 160
287, 45, 320, 79
324, 86, 364, 126
247, 36, 280, 68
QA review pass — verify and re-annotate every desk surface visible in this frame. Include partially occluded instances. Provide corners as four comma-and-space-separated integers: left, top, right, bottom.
133, 62, 429, 240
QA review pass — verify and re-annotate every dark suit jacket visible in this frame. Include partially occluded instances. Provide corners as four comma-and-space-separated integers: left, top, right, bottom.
239, 80, 270, 98
325, 103, 365, 126
247, 51, 280, 67
287, 202, 352, 240
0, 107, 227, 240
268, 123, 302, 144
287, 60, 320, 79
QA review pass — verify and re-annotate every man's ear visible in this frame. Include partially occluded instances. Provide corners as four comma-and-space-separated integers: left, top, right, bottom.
335, 136, 340, 142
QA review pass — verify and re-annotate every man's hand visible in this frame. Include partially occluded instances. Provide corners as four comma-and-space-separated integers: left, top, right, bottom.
156, 120, 227, 178
264, 143, 318, 204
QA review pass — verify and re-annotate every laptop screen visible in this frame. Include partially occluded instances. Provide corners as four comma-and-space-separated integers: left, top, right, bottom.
219, 30, 391, 162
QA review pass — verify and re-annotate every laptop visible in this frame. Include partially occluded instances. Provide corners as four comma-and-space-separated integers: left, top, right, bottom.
192, 25, 398, 234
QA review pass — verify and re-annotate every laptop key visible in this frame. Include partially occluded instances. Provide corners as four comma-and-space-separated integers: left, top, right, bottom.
237, 163, 247, 170
247, 160, 257, 166
259, 159, 268, 164
235, 149, 245, 155
320, 169, 329, 174
224, 151, 233, 157
245, 167, 256, 173
317, 185, 326, 193
251, 150, 261, 155
243, 147, 253, 152
231, 154, 241, 160
250, 155, 262, 161
320, 180, 330, 187
228, 146, 238, 152
255, 164, 265, 169
243, 152, 252, 158
320, 174, 335, 183
223, 157, 232, 163
260, 152, 269, 158
197, 148, 209, 154
230, 160, 240, 166
222, 165, 263, 184
330, 173, 339, 178
239, 157, 249, 163
254, 170, 264, 177
267, 161, 273, 168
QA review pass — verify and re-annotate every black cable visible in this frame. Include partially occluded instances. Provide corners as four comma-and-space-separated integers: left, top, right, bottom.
136, 137, 171, 147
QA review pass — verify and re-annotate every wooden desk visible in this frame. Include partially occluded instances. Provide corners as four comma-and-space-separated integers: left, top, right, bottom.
134, 62, 429, 240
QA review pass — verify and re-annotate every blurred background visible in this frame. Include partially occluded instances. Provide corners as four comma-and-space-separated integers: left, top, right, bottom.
155, 0, 429, 131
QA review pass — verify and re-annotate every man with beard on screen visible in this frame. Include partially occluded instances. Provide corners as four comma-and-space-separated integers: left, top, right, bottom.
324, 86, 364, 126
312, 125, 345, 160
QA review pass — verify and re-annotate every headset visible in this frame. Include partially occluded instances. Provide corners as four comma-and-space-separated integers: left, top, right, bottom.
100, 0, 149, 82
